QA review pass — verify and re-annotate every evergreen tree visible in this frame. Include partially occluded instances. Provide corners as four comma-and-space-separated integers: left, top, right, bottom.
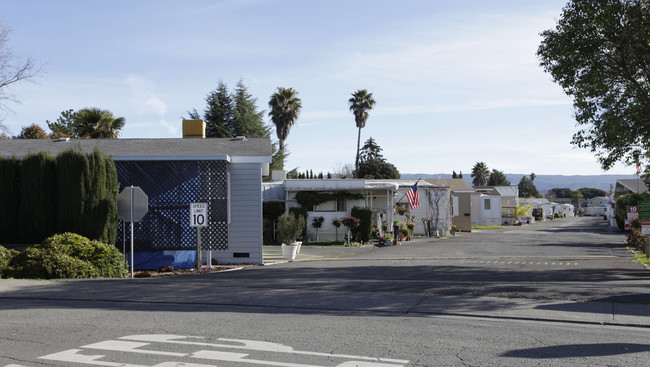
459, 171, 463, 178
452, 171, 458, 178
357, 137, 400, 179
487, 169, 511, 186
19, 152, 57, 243
46, 109, 75, 138
0, 156, 20, 243
203, 81, 234, 138
518, 175, 540, 198
233, 79, 270, 138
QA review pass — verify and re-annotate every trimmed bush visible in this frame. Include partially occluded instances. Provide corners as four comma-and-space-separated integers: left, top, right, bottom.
351, 207, 373, 243
19, 152, 57, 244
8, 233, 128, 279
0, 157, 21, 244
56, 149, 90, 235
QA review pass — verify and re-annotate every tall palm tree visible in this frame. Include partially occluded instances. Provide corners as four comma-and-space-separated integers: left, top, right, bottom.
72, 108, 125, 138
471, 161, 490, 186
268, 87, 302, 165
349, 89, 376, 178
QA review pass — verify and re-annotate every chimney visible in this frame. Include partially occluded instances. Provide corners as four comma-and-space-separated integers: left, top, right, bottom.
182, 119, 206, 138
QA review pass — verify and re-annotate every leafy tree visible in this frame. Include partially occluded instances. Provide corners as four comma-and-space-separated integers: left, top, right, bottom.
0, 22, 39, 111
537, 0, 650, 170
471, 162, 490, 186
548, 188, 572, 199
18, 123, 48, 139
571, 190, 584, 213
518, 175, 540, 198
268, 87, 302, 168
72, 108, 125, 138
578, 187, 607, 199
349, 89, 376, 178
487, 169, 510, 186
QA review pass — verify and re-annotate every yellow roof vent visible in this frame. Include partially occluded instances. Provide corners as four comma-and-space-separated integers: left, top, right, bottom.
182, 119, 206, 138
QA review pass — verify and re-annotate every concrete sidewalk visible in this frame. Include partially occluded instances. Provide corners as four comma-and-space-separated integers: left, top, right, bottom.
1, 276, 649, 328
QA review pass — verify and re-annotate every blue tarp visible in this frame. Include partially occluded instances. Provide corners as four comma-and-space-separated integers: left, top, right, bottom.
128, 251, 196, 269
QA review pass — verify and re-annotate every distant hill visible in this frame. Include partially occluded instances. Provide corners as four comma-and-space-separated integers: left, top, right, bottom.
401, 173, 641, 193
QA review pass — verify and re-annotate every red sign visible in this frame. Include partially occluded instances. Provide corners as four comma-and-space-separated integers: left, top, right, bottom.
628, 206, 639, 214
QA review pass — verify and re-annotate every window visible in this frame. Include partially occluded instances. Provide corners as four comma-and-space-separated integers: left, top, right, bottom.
484, 198, 491, 210
452, 196, 459, 216
314, 199, 346, 212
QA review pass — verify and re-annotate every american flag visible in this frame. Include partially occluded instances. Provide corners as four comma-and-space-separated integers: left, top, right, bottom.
406, 183, 420, 209
637, 163, 642, 175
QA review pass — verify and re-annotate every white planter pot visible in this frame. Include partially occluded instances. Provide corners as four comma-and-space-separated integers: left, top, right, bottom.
281, 243, 299, 260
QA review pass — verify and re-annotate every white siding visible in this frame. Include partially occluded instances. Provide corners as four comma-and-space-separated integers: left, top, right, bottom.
215, 163, 263, 264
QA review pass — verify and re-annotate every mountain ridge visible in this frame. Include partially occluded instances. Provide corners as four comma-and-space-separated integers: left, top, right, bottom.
400, 173, 640, 193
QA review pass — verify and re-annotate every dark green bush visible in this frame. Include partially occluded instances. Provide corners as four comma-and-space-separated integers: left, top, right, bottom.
0, 157, 21, 244
8, 233, 128, 279
19, 152, 57, 244
615, 193, 650, 230
351, 207, 373, 243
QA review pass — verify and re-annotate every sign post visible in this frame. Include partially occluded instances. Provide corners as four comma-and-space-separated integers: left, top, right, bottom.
117, 186, 149, 278
190, 203, 209, 271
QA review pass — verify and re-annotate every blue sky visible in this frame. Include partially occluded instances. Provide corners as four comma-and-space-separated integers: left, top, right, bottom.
0, 0, 637, 176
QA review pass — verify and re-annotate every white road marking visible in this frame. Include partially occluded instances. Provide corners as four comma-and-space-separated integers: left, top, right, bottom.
82, 340, 186, 357
120, 334, 409, 364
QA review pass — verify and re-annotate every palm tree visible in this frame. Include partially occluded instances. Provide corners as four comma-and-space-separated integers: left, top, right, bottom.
349, 89, 376, 178
471, 162, 490, 186
72, 108, 125, 138
268, 87, 302, 166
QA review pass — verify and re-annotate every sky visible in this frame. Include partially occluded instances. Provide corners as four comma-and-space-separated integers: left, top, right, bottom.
0, 0, 638, 176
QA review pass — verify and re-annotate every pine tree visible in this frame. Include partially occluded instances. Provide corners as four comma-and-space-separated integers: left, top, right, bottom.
233, 79, 271, 138
203, 81, 235, 138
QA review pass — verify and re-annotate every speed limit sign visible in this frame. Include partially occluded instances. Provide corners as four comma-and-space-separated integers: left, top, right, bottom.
190, 203, 208, 227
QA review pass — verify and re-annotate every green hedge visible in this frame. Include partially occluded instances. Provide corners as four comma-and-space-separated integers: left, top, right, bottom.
351, 207, 373, 243
6, 233, 128, 279
0, 157, 21, 244
19, 152, 57, 244
0, 148, 118, 245
615, 193, 650, 230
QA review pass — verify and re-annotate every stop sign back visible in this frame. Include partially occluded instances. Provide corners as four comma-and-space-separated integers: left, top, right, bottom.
117, 186, 149, 222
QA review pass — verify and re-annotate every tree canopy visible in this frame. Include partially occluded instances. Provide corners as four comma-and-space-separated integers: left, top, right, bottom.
356, 137, 399, 179
518, 175, 541, 198
189, 79, 271, 139
487, 169, 510, 186
471, 162, 489, 186
268, 87, 302, 167
537, 0, 650, 170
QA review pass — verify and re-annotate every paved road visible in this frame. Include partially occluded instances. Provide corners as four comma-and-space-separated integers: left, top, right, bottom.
2, 216, 650, 366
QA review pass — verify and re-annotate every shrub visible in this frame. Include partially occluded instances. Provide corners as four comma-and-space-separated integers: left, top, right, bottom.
8, 233, 128, 279
0, 245, 18, 278
615, 193, 650, 230
351, 207, 373, 242
277, 213, 305, 244
627, 227, 646, 253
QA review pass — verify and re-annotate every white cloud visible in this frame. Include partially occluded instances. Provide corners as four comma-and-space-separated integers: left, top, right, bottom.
125, 75, 176, 135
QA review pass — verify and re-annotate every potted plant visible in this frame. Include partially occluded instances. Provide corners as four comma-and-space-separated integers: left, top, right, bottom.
312, 216, 325, 241
277, 213, 305, 260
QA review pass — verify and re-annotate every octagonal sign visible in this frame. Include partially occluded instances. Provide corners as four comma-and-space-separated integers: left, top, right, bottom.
117, 186, 149, 222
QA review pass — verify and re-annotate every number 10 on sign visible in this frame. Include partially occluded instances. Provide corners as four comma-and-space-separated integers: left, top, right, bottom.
190, 203, 208, 227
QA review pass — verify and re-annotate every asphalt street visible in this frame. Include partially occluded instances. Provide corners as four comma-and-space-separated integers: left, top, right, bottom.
1, 216, 650, 366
